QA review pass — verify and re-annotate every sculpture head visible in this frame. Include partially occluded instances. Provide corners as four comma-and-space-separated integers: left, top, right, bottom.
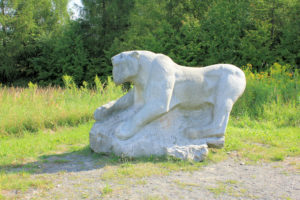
111, 51, 140, 85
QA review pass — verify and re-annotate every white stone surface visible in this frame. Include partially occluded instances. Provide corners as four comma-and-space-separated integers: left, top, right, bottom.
90, 50, 246, 161
166, 145, 209, 162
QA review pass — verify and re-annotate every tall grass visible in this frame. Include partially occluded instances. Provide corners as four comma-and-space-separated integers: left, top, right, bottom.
0, 63, 298, 137
231, 63, 299, 127
0, 76, 124, 137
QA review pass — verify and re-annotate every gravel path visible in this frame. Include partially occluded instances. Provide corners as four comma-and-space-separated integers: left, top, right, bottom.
13, 154, 300, 200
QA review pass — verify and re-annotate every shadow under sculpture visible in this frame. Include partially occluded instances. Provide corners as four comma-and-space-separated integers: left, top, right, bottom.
90, 50, 246, 161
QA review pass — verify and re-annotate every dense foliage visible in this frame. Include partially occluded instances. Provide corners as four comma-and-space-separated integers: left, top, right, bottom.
0, 0, 69, 85
0, 0, 299, 86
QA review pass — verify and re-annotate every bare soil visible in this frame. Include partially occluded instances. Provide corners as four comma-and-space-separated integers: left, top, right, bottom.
10, 153, 300, 200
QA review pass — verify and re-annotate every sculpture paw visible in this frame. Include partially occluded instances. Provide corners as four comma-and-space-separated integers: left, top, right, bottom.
94, 101, 115, 121
115, 121, 135, 140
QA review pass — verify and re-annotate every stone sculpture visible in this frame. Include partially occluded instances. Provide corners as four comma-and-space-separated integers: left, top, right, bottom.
90, 50, 246, 161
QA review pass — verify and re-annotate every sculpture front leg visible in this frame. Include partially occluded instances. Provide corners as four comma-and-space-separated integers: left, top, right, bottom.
115, 103, 168, 140
94, 90, 134, 121
115, 77, 174, 140
115, 120, 136, 140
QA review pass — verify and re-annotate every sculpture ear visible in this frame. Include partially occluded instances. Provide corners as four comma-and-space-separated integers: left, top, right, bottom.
130, 51, 139, 59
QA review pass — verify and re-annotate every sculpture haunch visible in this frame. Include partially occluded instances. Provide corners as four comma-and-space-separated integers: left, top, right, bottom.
90, 50, 246, 161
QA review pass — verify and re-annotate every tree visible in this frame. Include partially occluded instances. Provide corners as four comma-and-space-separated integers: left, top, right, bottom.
79, 0, 135, 78
0, 0, 69, 85
1, 0, 298, 85
30, 21, 90, 85
276, 0, 300, 67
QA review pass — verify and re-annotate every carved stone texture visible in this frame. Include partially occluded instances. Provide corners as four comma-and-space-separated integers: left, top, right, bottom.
165, 145, 209, 162
90, 50, 246, 161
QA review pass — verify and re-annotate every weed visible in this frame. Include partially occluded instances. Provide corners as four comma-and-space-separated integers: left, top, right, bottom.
0, 123, 91, 167
207, 180, 246, 198
233, 63, 299, 127
101, 163, 169, 180
81, 192, 89, 199
145, 195, 168, 200
271, 154, 284, 162
281, 196, 294, 200
101, 184, 113, 196
0, 76, 124, 136
207, 182, 227, 196
135, 179, 147, 185
173, 180, 200, 189
0, 63, 298, 137
224, 179, 239, 184
98, 155, 208, 181
0, 171, 52, 193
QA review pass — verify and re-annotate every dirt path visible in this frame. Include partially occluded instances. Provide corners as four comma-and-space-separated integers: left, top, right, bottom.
12, 153, 300, 200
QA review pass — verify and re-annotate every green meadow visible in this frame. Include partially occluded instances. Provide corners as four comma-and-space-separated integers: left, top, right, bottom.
0, 63, 299, 198
0, 76, 125, 137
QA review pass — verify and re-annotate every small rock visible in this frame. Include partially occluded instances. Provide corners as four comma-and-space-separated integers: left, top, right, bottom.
165, 144, 208, 162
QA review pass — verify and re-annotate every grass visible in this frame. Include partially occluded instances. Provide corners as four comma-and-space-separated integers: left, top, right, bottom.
0, 63, 298, 137
0, 76, 124, 136
0, 123, 208, 199
173, 180, 200, 189
101, 184, 113, 196
0, 63, 299, 198
0, 172, 52, 192
100, 158, 208, 181
207, 182, 227, 196
52, 159, 70, 164
0, 123, 92, 199
1, 118, 298, 198
225, 120, 300, 163
207, 180, 247, 198
0, 122, 92, 167
231, 63, 299, 127
145, 195, 168, 200
101, 163, 169, 180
